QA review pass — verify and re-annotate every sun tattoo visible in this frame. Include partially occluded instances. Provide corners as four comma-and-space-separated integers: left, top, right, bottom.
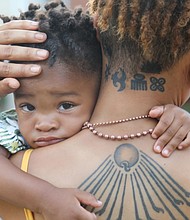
79, 144, 190, 220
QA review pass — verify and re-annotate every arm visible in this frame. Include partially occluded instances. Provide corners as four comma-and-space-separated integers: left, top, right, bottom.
0, 148, 101, 220
0, 110, 101, 219
149, 104, 190, 157
0, 20, 48, 97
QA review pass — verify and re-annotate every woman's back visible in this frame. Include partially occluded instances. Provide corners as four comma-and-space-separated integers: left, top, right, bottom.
28, 131, 190, 219
1, 126, 190, 220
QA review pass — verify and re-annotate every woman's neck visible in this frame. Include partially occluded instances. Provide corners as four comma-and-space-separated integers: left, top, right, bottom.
91, 88, 162, 122
90, 60, 185, 123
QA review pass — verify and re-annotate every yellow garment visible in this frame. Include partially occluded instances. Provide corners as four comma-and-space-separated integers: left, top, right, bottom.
21, 149, 34, 220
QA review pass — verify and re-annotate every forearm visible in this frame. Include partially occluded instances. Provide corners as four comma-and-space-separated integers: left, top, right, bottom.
0, 152, 54, 213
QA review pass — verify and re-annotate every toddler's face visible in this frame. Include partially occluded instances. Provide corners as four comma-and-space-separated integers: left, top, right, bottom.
14, 62, 99, 148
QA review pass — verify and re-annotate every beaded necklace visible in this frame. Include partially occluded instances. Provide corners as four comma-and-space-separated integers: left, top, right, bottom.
82, 114, 153, 140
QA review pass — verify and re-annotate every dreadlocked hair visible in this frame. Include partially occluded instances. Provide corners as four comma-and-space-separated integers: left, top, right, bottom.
0, 1, 102, 77
88, 0, 190, 74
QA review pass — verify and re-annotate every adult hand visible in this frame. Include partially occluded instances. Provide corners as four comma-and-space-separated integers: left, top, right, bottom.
149, 104, 190, 157
40, 188, 102, 220
0, 20, 49, 97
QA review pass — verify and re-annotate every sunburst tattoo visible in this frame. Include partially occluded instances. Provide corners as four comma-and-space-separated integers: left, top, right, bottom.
79, 144, 190, 219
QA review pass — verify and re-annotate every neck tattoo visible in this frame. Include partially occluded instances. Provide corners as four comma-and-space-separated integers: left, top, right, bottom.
82, 115, 153, 141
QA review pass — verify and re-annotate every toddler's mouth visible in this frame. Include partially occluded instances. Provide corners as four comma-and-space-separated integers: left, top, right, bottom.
34, 137, 65, 147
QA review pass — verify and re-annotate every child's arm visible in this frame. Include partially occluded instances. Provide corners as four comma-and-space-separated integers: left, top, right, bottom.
0, 110, 101, 219
0, 146, 101, 219
149, 104, 190, 157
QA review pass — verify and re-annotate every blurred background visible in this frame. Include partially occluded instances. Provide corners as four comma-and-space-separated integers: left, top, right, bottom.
0, 0, 190, 112
0, 0, 88, 112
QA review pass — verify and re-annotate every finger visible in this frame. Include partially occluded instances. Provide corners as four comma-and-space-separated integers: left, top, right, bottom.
76, 190, 102, 208
0, 78, 20, 97
0, 30, 47, 44
151, 111, 175, 139
178, 132, 190, 150
0, 62, 42, 78
160, 126, 188, 157
149, 105, 165, 118
76, 208, 97, 220
153, 117, 182, 153
0, 45, 49, 61
0, 20, 39, 31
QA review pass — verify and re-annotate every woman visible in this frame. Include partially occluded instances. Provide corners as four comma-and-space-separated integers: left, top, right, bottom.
1, 0, 190, 219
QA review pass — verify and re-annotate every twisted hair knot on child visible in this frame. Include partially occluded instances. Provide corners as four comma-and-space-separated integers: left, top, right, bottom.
0, 1, 102, 75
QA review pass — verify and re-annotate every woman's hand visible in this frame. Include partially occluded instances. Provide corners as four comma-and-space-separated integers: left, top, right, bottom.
0, 20, 49, 97
149, 104, 190, 157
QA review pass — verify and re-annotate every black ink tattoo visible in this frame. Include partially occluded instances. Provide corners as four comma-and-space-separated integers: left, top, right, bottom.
111, 68, 126, 92
150, 77, 166, 92
131, 73, 147, 91
79, 144, 190, 219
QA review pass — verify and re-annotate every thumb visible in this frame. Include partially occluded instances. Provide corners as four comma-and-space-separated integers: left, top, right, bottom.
149, 105, 165, 118
0, 78, 20, 97
76, 190, 102, 208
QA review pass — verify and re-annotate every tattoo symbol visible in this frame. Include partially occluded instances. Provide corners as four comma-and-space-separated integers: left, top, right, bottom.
114, 144, 139, 172
150, 77, 166, 92
131, 73, 147, 91
111, 68, 126, 91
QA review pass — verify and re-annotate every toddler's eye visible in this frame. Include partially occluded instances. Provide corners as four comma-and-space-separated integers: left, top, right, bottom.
20, 104, 35, 112
59, 102, 75, 111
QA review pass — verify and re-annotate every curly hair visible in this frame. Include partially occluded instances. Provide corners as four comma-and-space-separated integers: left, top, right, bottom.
88, 0, 190, 74
0, 1, 102, 77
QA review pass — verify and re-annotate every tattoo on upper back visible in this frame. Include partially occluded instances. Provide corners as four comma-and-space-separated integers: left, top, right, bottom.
79, 144, 190, 220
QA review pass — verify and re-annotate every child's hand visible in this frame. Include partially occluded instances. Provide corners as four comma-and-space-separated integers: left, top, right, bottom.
149, 104, 190, 157
40, 187, 102, 220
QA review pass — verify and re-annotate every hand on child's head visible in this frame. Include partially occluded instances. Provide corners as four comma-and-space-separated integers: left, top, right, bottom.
0, 78, 20, 97
0, 20, 49, 97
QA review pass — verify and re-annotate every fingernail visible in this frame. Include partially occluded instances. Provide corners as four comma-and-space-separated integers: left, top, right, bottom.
31, 21, 39, 26
149, 108, 162, 116
30, 65, 41, 73
36, 50, 48, 58
35, 33, 46, 40
154, 145, 161, 153
8, 81, 19, 89
152, 133, 157, 139
97, 200, 102, 206
162, 149, 170, 157
178, 146, 183, 150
